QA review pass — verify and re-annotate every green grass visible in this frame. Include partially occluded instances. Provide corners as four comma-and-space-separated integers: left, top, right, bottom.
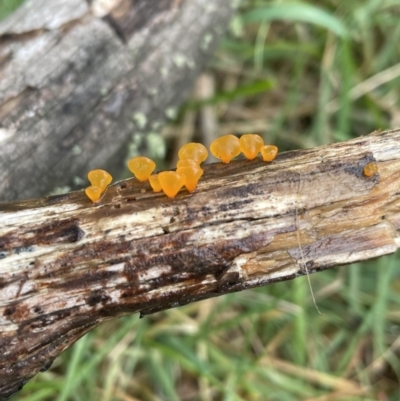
6, 0, 400, 399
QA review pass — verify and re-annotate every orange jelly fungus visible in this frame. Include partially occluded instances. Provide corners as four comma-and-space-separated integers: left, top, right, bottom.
260, 145, 278, 162
149, 174, 162, 192
85, 186, 103, 203
363, 162, 378, 177
127, 156, 156, 182
178, 143, 208, 164
210, 134, 241, 163
177, 165, 204, 193
239, 134, 264, 160
88, 169, 112, 191
176, 159, 198, 168
158, 171, 186, 198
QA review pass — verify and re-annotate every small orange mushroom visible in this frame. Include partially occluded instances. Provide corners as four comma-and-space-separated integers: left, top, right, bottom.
88, 169, 112, 191
363, 162, 378, 177
210, 135, 241, 163
158, 171, 186, 198
149, 174, 162, 192
85, 186, 103, 203
260, 145, 278, 162
85, 169, 112, 202
177, 165, 204, 193
178, 143, 208, 164
239, 134, 264, 160
127, 156, 156, 182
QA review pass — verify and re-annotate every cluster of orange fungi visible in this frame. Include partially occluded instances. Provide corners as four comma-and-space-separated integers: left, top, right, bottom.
84, 134, 279, 202
85, 133, 379, 203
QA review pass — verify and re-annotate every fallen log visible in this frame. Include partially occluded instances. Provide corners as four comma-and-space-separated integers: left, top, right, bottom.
1, 128, 399, 399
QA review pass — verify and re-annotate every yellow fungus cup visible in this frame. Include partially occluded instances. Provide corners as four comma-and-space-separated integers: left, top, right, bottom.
127, 156, 156, 182
260, 145, 278, 162
178, 143, 208, 164
239, 134, 264, 160
210, 135, 241, 163
88, 169, 112, 192
177, 165, 204, 193
85, 186, 103, 203
158, 171, 186, 198
149, 174, 162, 192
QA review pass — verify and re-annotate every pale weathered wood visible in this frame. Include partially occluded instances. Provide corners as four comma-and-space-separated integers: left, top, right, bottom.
1, 128, 400, 399
0, 0, 236, 202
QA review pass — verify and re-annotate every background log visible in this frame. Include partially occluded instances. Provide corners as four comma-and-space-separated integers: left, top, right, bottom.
0, 0, 236, 202
1, 128, 399, 399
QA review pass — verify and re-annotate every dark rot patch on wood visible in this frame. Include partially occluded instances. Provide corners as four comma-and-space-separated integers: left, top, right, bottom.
0, 218, 84, 251
223, 182, 264, 199
32, 306, 43, 314
218, 199, 253, 212
17, 308, 74, 334
35, 219, 85, 245
51, 269, 120, 290
118, 230, 271, 296
3, 305, 16, 317
86, 292, 111, 306
344, 153, 377, 179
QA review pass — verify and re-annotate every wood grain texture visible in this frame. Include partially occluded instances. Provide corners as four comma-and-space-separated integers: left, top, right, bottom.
0, 0, 236, 202
1, 128, 400, 399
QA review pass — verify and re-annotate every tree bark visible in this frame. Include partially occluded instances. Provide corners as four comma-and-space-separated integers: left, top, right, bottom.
0, 0, 236, 202
1, 128, 399, 399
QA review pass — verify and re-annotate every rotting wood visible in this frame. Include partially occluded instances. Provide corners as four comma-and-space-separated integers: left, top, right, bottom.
1, 128, 400, 399
0, 0, 236, 202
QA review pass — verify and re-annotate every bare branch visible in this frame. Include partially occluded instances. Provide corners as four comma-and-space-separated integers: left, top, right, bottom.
1, 128, 399, 399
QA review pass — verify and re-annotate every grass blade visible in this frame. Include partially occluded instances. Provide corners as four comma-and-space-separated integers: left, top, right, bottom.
241, 3, 349, 38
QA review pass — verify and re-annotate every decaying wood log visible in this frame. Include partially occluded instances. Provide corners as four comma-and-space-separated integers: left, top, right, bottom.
0, 0, 236, 202
1, 128, 400, 399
